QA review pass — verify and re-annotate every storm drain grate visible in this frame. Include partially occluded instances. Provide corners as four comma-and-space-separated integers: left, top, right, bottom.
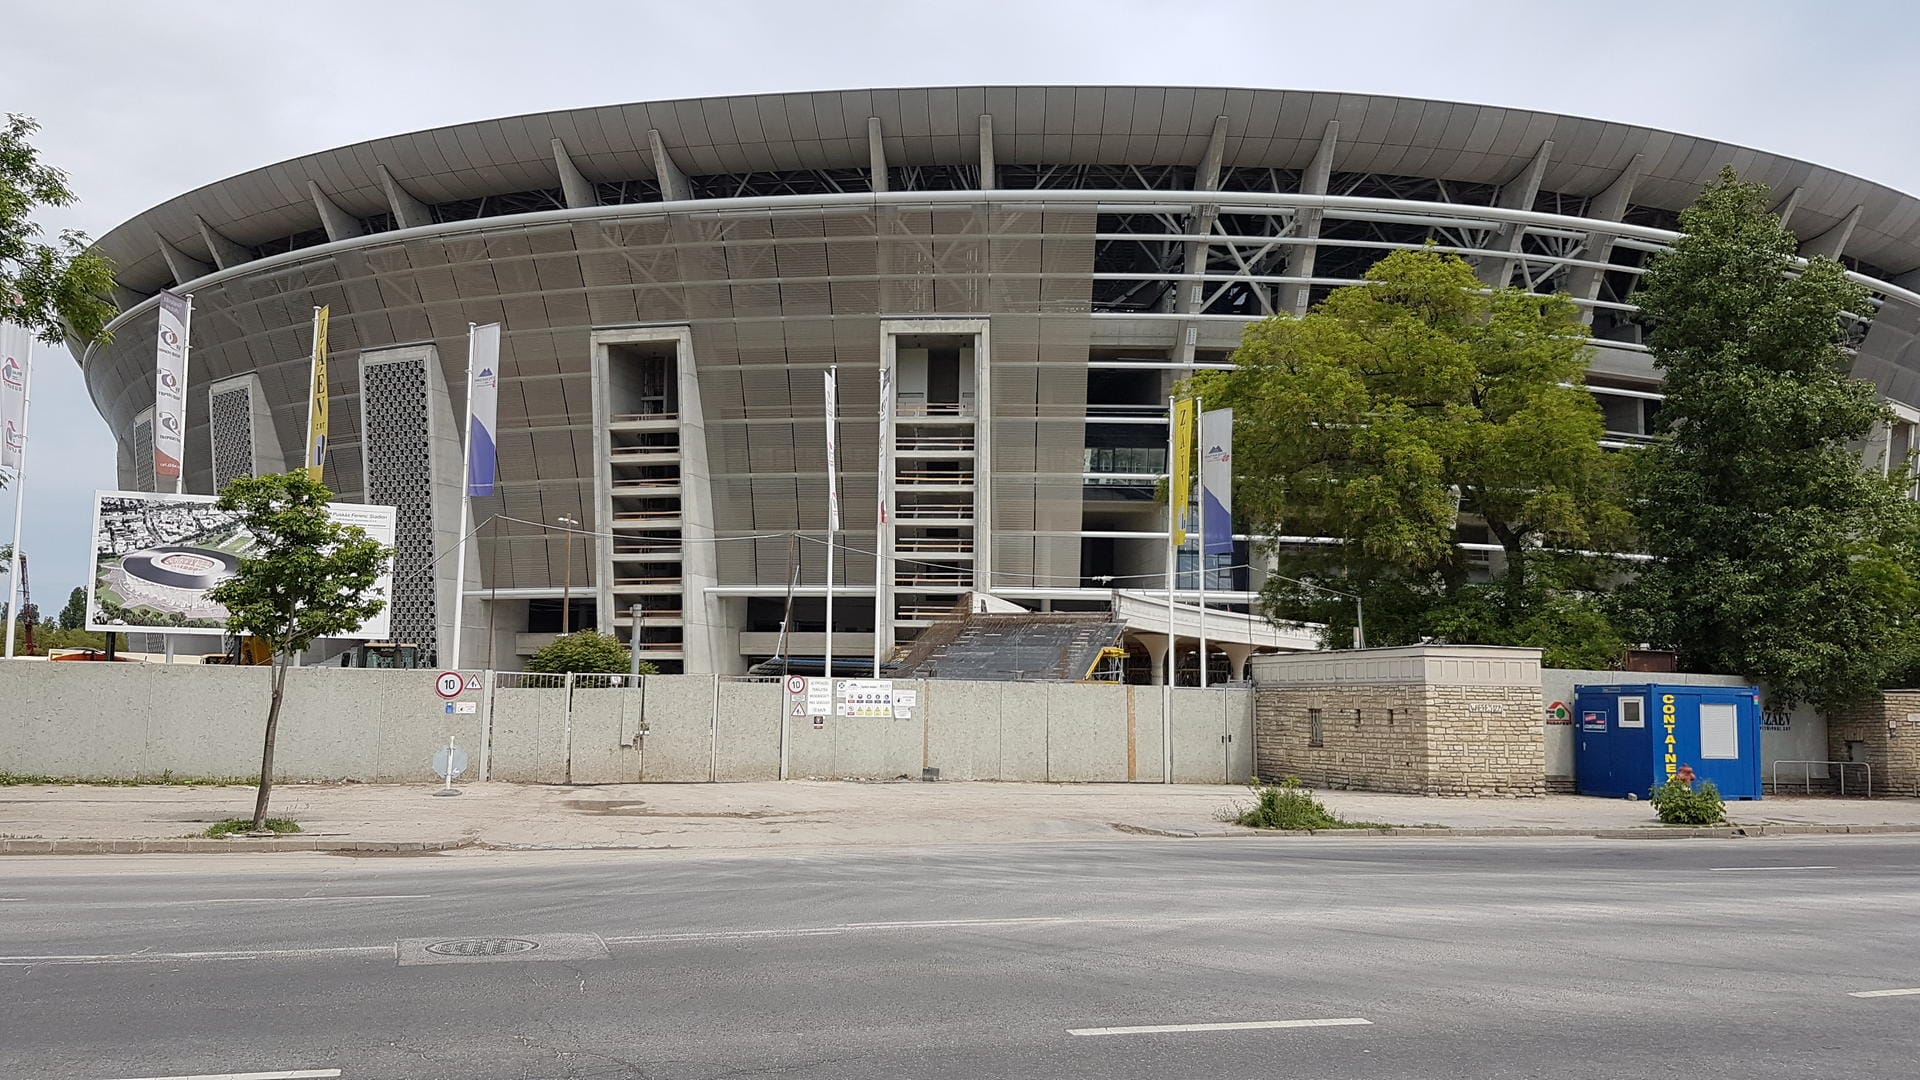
425, 937, 541, 957
397, 933, 609, 966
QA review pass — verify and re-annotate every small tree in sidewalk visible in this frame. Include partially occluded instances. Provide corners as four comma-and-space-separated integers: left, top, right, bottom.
209, 472, 391, 831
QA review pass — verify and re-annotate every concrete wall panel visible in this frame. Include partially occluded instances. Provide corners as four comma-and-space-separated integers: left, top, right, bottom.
565, 687, 646, 785
997, 684, 1049, 781
637, 676, 717, 782
716, 681, 781, 781
1045, 682, 1128, 781
921, 678, 1000, 780
1169, 688, 1229, 784
488, 684, 570, 783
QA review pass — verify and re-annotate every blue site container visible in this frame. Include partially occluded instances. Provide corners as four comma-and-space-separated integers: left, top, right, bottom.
1573, 684, 1764, 800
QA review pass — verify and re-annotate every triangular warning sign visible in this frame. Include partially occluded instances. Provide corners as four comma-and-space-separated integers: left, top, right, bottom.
791, 701, 807, 716
465, 674, 482, 690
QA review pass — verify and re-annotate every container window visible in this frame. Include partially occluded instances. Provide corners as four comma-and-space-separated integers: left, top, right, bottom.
1619, 697, 1646, 728
1700, 703, 1739, 759
1308, 708, 1324, 747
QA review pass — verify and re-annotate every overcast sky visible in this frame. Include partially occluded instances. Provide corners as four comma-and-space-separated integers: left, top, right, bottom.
5, 0, 1919, 604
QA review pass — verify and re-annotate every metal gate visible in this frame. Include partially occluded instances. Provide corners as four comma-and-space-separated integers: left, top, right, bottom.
487, 671, 653, 783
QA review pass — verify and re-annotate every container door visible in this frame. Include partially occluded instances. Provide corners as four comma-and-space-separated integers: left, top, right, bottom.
1575, 693, 1615, 796
1676, 692, 1753, 799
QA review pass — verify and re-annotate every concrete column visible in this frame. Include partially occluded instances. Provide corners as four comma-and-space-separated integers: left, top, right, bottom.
978, 114, 996, 190
1277, 120, 1338, 316
648, 129, 689, 202
552, 138, 597, 210
1800, 204, 1862, 261
377, 164, 432, 230
194, 216, 251, 270
1221, 642, 1253, 682
1564, 154, 1645, 320
309, 180, 365, 241
154, 232, 212, 284
1173, 115, 1229, 362
1138, 632, 1170, 685
1475, 140, 1552, 288
868, 116, 888, 193
1774, 186, 1804, 229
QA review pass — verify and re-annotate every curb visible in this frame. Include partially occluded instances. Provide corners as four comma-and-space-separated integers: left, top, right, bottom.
1112, 822, 1920, 840
0, 836, 478, 856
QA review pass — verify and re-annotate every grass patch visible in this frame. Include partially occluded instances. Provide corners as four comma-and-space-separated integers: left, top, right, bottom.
0, 772, 256, 787
202, 818, 302, 838
1222, 778, 1396, 831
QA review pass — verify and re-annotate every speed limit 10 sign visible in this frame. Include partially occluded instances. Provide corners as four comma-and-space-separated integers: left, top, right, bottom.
436, 671, 465, 698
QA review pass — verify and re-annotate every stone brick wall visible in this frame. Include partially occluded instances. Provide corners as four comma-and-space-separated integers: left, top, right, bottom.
1254, 685, 1429, 793
1828, 690, 1920, 797
1251, 645, 1545, 798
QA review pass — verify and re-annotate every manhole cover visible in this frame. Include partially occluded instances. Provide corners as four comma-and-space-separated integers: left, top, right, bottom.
425, 937, 541, 957
397, 933, 608, 966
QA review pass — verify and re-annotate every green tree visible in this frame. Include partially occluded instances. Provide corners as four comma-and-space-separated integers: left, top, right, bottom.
1622, 168, 1920, 708
526, 630, 656, 675
2, 114, 116, 346
208, 472, 392, 830
1193, 248, 1631, 666
57, 586, 85, 631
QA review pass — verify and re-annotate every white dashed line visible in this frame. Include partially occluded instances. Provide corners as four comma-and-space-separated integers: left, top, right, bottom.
1849, 987, 1920, 998
0, 945, 391, 967
1710, 866, 1836, 872
1070, 1018, 1373, 1036
103, 1070, 341, 1080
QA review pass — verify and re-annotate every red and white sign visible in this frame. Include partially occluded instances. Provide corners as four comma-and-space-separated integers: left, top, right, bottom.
436, 671, 465, 698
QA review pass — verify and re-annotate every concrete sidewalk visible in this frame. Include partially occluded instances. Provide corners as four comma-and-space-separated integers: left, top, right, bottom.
6, 780, 1920, 854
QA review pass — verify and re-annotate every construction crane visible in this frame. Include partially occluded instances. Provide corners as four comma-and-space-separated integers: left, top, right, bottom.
18, 551, 36, 655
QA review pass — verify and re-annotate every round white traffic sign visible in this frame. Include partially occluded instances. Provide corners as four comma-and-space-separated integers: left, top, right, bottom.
785, 675, 806, 695
435, 671, 464, 698
433, 745, 470, 780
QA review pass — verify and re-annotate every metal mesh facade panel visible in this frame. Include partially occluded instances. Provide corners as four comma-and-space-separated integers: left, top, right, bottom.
132, 416, 155, 492
208, 384, 255, 489
360, 356, 439, 656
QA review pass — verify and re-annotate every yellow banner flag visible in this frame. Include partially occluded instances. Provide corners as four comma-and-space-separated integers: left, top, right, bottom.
304, 305, 329, 482
1171, 397, 1196, 547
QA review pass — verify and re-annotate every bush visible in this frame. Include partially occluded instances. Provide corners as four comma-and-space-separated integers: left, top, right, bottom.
526, 630, 658, 675
1229, 778, 1344, 830
1650, 777, 1725, 825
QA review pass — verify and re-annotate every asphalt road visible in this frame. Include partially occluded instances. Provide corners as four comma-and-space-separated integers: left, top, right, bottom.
2, 835, 1918, 1079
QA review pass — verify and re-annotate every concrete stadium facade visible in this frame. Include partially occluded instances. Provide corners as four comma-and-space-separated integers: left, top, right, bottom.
71, 87, 1920, 677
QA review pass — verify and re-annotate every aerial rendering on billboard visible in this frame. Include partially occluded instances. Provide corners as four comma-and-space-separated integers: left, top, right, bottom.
86, 489, 397, 638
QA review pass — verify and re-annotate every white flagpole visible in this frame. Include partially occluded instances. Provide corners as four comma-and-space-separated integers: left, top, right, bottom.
872, 364, 891, 678
4, 337, 31, 660
823, 365, 839, 683
1197, 394, 1208, 690
1163, 392, 1177, 783
304, 306, 321, 475
175, 295, 193, 495
449, 323, 477, 670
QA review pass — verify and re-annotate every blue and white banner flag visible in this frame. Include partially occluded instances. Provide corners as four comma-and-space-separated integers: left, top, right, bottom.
1200, 408, 1233, 557
152, 290, 190, 483
467, 323, 501, 497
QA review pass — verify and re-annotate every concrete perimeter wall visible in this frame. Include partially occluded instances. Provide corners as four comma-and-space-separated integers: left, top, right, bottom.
0, 664, 1250, 785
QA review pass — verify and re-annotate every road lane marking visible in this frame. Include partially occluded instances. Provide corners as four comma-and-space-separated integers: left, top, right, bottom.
0, 945, 391, 967
188, 894, 430, 904
1070, 1018, 1373, 1037
105, 1070, 341, 1080
1849, 987, 1920, 998
1710, 866, 1836, 872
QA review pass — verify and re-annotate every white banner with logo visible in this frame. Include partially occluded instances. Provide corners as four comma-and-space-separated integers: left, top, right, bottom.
824, 368, 842, 531
467, 323, 501, 497
0, 322, 29, 478
1200, 408, 1234, 556
152, 290, 191, 483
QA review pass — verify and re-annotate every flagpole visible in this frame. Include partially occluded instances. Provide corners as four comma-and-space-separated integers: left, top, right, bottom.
4, 337, 31, 660
304, 306, 321, 479
823, 365, 838, 683
449, 323, 477, 670
1163, 392, 1177, 783
1196, 395, 1208, 690
175, 295, 192, 496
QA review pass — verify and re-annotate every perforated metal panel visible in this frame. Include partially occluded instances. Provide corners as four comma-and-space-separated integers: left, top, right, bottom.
208, 383, 255, 489
132, 412, 155, 492
360, 355, 438, 656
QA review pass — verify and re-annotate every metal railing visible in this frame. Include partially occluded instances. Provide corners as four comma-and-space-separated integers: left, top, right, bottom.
1771, 759, 1872, 798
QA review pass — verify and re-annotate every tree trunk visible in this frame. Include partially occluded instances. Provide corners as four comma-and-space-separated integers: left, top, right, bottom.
251, 651, 290, 831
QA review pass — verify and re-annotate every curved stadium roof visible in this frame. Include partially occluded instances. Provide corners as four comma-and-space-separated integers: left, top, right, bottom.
94, 86, 1920, 300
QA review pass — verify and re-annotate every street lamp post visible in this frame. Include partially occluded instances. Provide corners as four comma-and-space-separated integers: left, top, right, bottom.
557, 515, 580, 635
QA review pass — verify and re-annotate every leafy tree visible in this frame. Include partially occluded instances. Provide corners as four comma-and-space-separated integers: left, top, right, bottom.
2, 114, 116, 345
57, 586, 85, 630
526, 630, 656, 675
208, 472, 391, 830
1622, 168, 1920, 708
1193, 248, 1631, 666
